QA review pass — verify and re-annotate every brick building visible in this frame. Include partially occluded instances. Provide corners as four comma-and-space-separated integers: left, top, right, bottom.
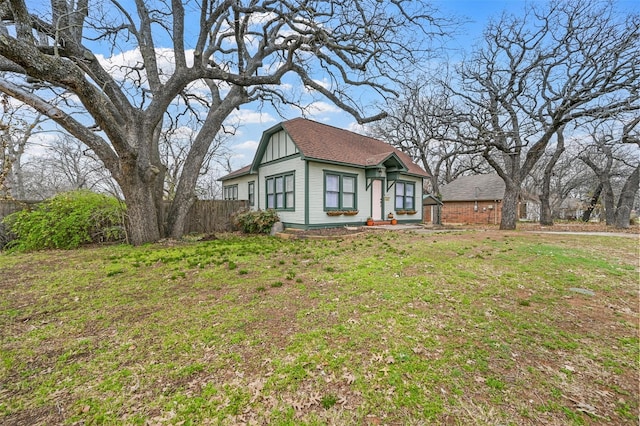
439, 174, 505, 225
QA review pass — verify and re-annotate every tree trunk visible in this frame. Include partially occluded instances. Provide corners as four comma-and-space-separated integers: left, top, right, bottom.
150, 122, 166, 237
116, 142, 163, 245
581, 183, 602, 222
539, 196, 553, 225
614, 165, 639, 229
120, 181, 162, 245
602, 181, 616, 225
500, 185, 520, 230
165, 91, 244, 239
539, 128, 565, 226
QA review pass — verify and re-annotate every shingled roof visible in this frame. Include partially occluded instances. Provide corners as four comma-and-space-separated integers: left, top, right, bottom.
219, 164, 251, 181
440, 174, 505, 201
279, 118, 428, 177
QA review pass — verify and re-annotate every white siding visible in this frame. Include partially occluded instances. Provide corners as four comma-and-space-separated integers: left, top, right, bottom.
258, 157, 306, 225
221, 175, 257, 208
308, 163, 424, 225
307, 163, 369, 224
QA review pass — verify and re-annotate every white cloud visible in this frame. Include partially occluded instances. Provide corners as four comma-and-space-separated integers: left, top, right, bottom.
346, 121, 368, 136
306, 78, 331, 93
168, 125, 197, 140
23, 131, 64, 160
229, 109, 277, 125
234, 140, 259, 150
302, 101, 342, 120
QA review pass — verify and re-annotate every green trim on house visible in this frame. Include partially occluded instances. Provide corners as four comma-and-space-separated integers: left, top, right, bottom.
322, 169, 358, 212
283, 220, 368, 230
248, 181, 255, 207
300, 156, 425, 179
394, 180, 416, 211
397, 218, 422, 224
259, 152, 302, 167
304, 161, 310, 227
251, 122, 300, 173
265, 171, 295, 211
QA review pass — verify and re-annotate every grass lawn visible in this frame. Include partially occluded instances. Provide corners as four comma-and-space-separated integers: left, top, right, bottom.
0, 229, 638, 425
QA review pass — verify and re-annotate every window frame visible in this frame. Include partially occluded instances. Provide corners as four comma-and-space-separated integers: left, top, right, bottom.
248, 181, 255, 206
394, 180, 416, 211
265, 172, 295, 211
222, 184, 238, 200
323, 171, 358, 211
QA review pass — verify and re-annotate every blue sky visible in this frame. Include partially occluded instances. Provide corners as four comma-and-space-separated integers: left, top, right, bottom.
19, 1, 640, 177
226, 0, 639, 171
226, 0, 532, 171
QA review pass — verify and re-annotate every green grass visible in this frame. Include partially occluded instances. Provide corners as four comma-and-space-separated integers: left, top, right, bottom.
0, 231, 638, 425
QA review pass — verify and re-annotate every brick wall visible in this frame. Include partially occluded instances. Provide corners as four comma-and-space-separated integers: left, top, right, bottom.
441, 200, 502, 225
422, 204, 441, 224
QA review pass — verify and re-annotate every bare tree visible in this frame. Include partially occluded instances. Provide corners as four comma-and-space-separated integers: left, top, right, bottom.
369, 78, 484, 195
538, 127, 566, 225
14, 134, 120, 200
579, 117, 640, 228
448, 0, 639, 229
527, 136, 596, 221
45, 134, 119, 192
160, 118, 233, 201
0, 94, 45, 199
0, 0, 446, 244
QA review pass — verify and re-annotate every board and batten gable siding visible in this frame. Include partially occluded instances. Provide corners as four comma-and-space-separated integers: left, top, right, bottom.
307, 162, 368, 225
257, 155, 306, 225
261, 130, 299, 164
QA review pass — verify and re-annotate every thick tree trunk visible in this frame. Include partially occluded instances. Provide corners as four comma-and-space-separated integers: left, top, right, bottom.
117, 141, 163, 245
121, 181, 162, 245
614, 165, 639, 229
500, 185, 520, 230
581, 183, 602, 222
166, 198, 194, 239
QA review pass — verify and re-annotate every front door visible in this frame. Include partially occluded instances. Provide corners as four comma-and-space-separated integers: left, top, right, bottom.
371, 179, 383, 220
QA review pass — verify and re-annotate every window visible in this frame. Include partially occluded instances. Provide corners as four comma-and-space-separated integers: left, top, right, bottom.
223, 184, 238, 200
266, 172, 294, 210
395, 181, 415, 210
248, 181, 255, 206
324, 172, 357, 210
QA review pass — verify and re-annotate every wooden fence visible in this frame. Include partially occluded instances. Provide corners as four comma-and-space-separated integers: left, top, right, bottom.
179, 200, 249, 234
0, 199, 249, 234
0, 200, 40, 219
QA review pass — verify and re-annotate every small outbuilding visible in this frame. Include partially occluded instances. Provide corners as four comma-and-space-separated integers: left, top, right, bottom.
439, 174, 541, 224
439, 174, 505, 225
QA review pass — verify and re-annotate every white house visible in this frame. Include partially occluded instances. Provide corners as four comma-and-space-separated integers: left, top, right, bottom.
219, 118, 429, 229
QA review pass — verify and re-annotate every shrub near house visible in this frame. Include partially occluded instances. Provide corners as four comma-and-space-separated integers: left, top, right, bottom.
2, 190, 125, 251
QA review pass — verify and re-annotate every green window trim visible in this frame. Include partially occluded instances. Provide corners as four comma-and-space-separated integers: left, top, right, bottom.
394, 180, 415, 211
223, 184, 238, 200
266, 172, 295, 211
323, 171, 358, 211
248, 181, 255, 206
